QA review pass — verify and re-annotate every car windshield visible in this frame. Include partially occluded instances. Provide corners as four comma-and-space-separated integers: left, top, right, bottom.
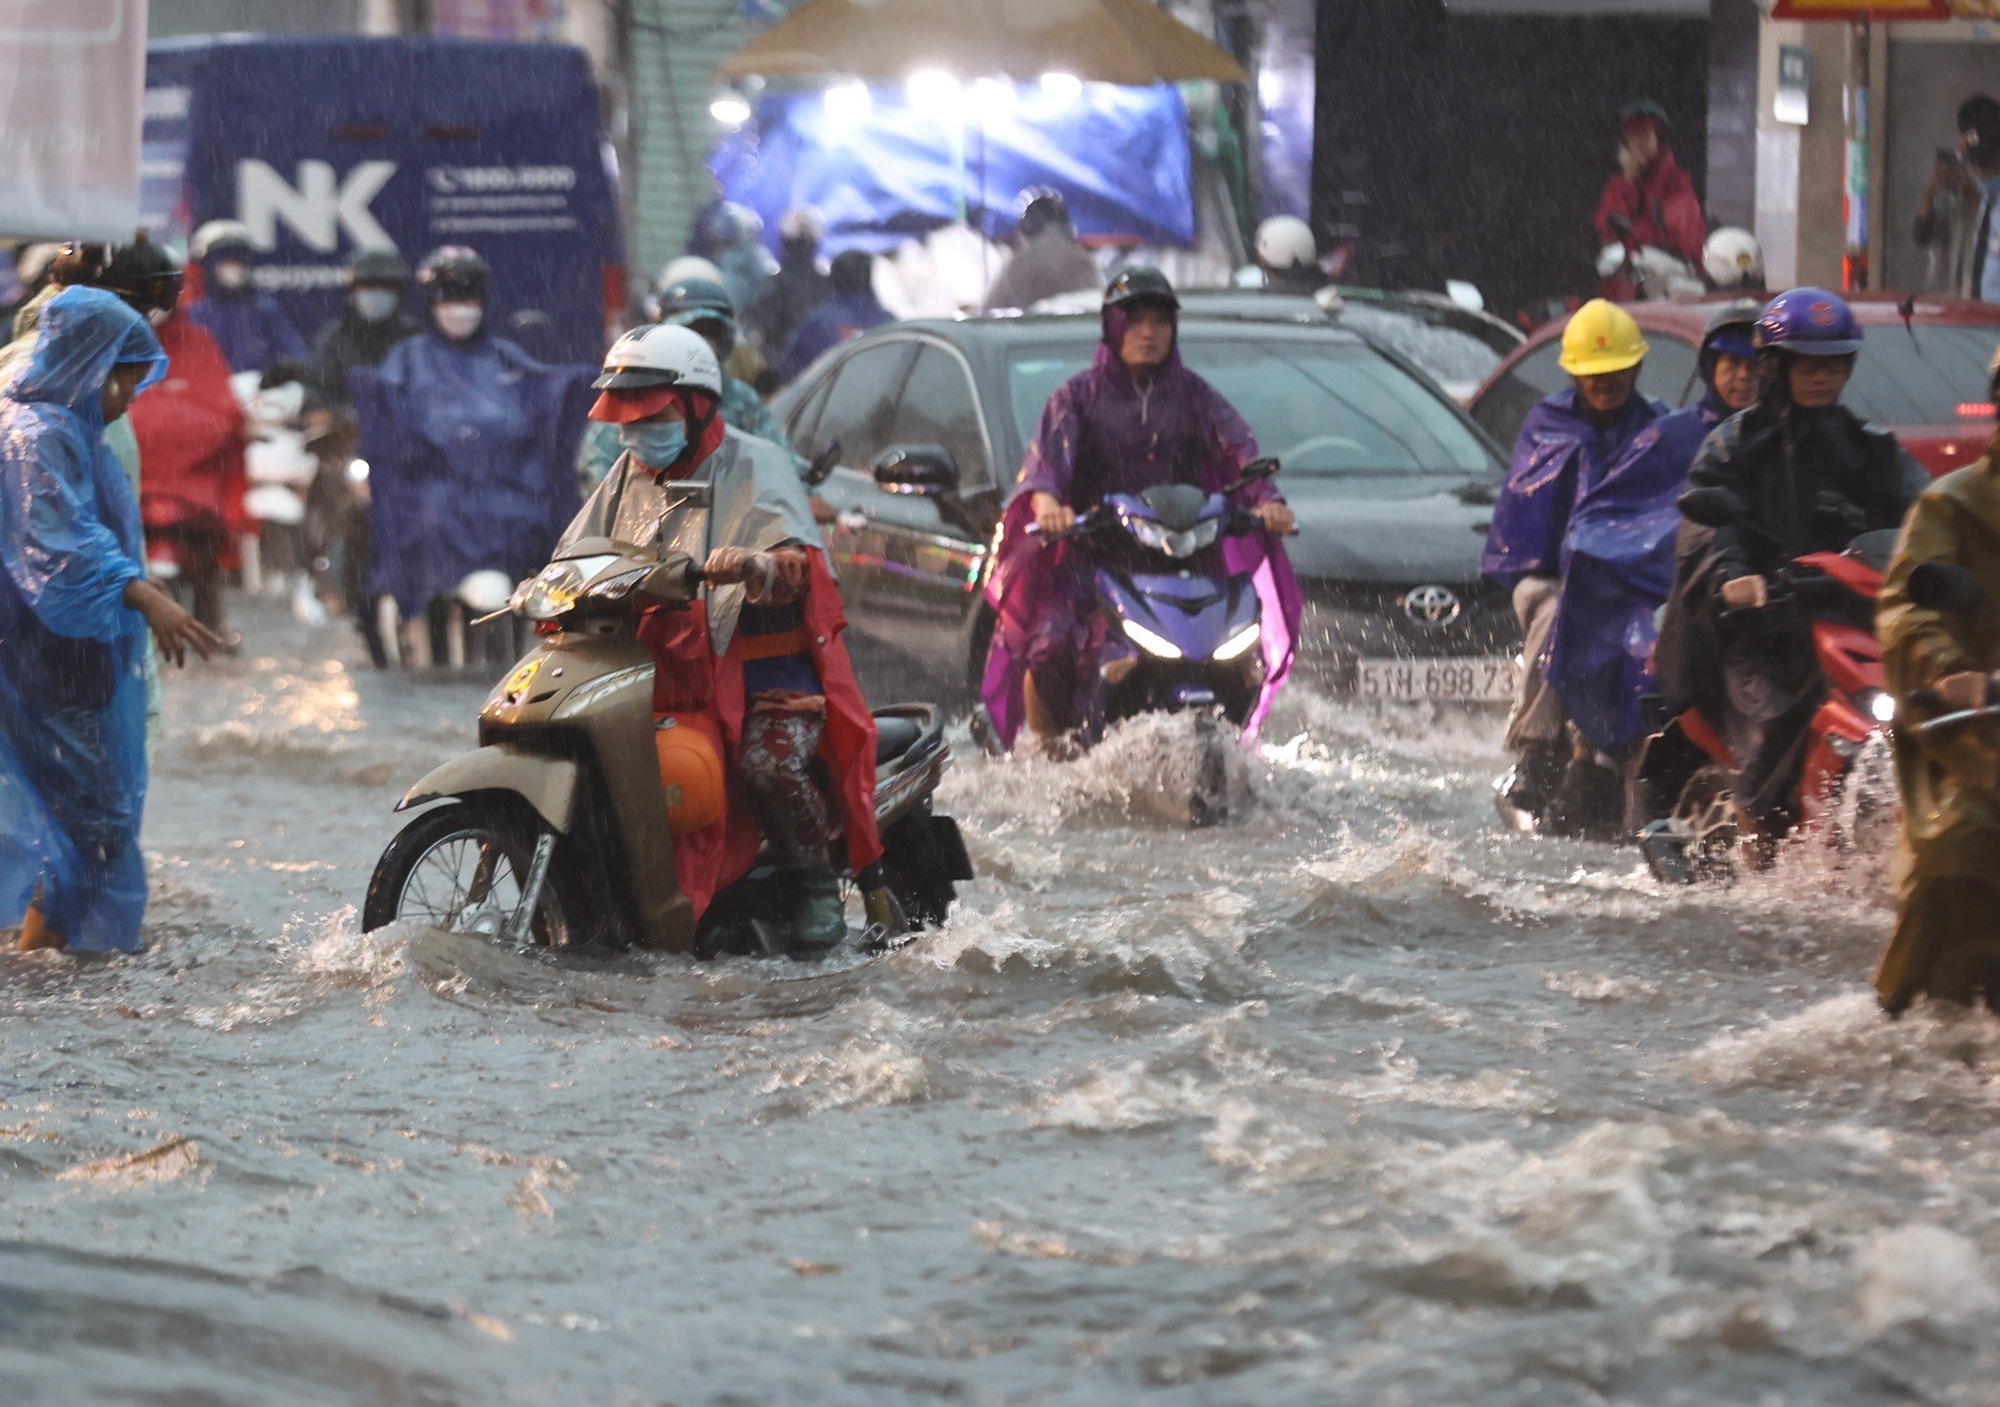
1335, 302, 1506, 388
1845, 323, 2000, 426
1005, 333, 1501, 500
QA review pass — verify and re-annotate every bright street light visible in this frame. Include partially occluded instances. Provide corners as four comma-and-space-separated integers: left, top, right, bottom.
710, 93, 751, 128
1039, 71, 1082, 103
824, 79, 872, 129
906, 68, 962, 117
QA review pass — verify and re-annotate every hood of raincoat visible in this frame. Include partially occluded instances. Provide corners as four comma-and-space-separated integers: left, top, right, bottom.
4, 286, 166, 426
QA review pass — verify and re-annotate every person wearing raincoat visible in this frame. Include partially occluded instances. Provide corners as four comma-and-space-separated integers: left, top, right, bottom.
1656, 288, 1929, 848
1593, 100, 1706, 302
0, 288, 221, 953
565, 324, 879, 953
1484, 298, 1666, 819
184, 220, 308, 377
1873, 353, 2000, 1011
1540, 299, 1763, 810
578, 277, 803, 489
349, 246, 594, 646
776, 251, 892, 384
980, 266, 1301, 752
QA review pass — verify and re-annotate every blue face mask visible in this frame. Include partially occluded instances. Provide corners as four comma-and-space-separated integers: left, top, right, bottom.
620, 418, 689, 468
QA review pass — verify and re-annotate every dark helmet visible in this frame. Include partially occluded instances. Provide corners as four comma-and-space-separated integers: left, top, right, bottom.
46, 242, 116, 289
349, 247, 410, 286
101, 235, 184, 315
1699, 297, 1762, 366
1019, 187, 1071, 239
1618, 97, 1670, 132
655, 276, 735, 320
829, 249, 873, 294
1103, 265, 1178, 312
416, 245, 489, 303
1754, 287, 1862, 357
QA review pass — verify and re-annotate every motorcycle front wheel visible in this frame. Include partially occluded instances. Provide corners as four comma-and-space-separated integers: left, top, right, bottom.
362, 800, 591, 950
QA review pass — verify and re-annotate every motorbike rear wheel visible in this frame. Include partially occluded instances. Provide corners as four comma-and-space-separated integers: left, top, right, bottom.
363, 800, 591, 950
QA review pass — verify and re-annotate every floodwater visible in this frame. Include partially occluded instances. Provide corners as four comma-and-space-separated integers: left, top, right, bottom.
6, 598, 2000, 1406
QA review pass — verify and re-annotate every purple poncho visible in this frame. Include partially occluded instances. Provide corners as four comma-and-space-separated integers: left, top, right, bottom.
980, 314, 1303, 747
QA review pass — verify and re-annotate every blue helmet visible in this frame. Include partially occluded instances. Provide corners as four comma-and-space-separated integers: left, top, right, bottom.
1754, 287, 1862, 357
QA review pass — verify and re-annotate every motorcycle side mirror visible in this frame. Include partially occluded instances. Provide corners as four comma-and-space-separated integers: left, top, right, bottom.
806, 439, 840, 487
1678, 486, 1746, 529
873, 444, 958, 497
1907, 561, 1986, 615
1227, 456, 1280, 493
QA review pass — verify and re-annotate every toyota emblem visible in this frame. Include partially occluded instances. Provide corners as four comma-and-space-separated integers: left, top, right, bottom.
1401, 584, 1462, 628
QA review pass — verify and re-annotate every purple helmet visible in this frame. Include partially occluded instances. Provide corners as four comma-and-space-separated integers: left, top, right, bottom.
1753, 287, 1862, 357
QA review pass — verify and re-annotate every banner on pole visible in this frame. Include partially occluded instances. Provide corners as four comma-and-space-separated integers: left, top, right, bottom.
0, 0, 150, 241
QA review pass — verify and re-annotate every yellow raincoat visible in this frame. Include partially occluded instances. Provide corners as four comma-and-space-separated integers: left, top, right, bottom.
1874, 435, 2000, 1011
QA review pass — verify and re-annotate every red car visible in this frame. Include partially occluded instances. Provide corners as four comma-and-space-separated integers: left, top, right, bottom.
1467, 293, 2000, 477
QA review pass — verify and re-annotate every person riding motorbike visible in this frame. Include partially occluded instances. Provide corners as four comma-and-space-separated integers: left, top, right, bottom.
307, 247, 421, 413
1656, 287, 1929, 851
579, 278, 803, 488
983, 188, 1101, 312
751, 206, 833, 362
349, 245, 594, 660
1593, 99, 1705, 302
1874, 351, 2000, 1012
1485, 298, 1666, 823
185, 219, 307, 377
980, 266, 1301, 752
565, 323, 879, 951
1530, 299, 1767, 832
1248, 216, 1327, 298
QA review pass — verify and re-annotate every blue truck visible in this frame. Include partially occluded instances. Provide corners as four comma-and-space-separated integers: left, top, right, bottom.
142, 34, 623, 364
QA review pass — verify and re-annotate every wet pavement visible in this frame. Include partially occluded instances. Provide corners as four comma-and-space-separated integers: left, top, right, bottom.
5, 596, 1998, 1406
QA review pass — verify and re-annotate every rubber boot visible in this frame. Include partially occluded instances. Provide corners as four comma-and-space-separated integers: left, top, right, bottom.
787, 863, 846, 957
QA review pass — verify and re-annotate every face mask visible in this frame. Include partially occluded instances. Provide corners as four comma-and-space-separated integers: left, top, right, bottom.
433, 301, 483, 340
619, 418, 689, 469
213, 261, 249, 291
353, 287, 399, 322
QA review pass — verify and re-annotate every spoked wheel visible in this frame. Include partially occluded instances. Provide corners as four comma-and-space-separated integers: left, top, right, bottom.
363, 801, 590, 950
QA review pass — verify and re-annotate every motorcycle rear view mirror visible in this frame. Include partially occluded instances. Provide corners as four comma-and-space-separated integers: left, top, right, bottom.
1678, 486, 1746, 530
1907, 561, 1986, 615
1227, 456, 1281, 493
873, 444, 958, 497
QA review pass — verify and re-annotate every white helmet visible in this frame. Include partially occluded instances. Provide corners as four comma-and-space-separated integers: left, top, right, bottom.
595, 322, 722, 399
1701, 227, 1763, 290
657, 255, 724, 290
191, 218, 256, 260
778, 206, 826, 244
1255, 215, 1316, 272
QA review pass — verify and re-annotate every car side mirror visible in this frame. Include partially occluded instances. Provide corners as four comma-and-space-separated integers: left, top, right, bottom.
873, 444, 958, 497
1908, 561, 1986, 615
806, 439, 840, 487
1678, 486, 1746, 529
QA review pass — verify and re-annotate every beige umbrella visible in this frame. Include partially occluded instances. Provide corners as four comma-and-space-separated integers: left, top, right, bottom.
718, 0, 1247, 86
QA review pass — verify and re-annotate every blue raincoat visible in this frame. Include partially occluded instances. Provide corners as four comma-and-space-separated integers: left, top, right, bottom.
1481, 388, 1666, 590
351, 331, 595, 617
187, 290, 308, 376
0, 289, 167, 953
1543, 393, 1726, 753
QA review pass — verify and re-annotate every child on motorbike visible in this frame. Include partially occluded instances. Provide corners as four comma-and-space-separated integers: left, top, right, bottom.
1656, 288, 1929, 853
563, 324, 879, 952
1874, 353, 2000, 1013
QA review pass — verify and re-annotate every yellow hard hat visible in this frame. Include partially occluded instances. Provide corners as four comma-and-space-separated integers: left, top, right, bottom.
1558, 298, 1649, 376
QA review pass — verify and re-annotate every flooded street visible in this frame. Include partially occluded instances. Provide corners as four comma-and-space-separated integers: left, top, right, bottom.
6, 598, 1999, 1406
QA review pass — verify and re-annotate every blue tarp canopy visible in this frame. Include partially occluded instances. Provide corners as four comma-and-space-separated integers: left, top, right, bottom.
712, 83, 1195, 250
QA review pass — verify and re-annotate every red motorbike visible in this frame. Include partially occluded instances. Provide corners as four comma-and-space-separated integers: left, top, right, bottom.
1636, 487, 1902, 883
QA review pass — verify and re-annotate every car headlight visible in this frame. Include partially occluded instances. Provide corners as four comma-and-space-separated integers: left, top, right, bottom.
1126, 516, 1220, 559
1214, 622, 1262, 662
1122, 619, 1183, 659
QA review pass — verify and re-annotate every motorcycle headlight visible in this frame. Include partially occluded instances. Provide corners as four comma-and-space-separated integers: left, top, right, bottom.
1123, 619, 1183, 659
1861, 689, 1896, 724
521, 554, 619, 621
586, 567, 651, 602
1214, 622, 1262, 662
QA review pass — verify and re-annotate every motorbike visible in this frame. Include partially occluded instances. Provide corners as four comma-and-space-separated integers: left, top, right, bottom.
1634, 486, 1902, 883
1016, 457, 1281, 824
361, 534, 973, 958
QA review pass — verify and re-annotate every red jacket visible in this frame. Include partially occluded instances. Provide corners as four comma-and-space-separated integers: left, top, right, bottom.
130, 310, 248, 538
1593, 147, 1706, 300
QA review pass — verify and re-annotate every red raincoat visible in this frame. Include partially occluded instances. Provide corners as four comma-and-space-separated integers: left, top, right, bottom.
129, 311, 248, 544
1593, 146, 1706, 301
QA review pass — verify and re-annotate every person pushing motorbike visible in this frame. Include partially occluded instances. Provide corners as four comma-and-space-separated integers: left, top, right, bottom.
1656, 288, 1928, 855
566, 324, 879, 952
1873, 350, 2000, 1012
980, 266, 1300, 752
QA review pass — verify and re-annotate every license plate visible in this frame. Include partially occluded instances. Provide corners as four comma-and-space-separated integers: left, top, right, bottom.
1357, 656, 1516, 703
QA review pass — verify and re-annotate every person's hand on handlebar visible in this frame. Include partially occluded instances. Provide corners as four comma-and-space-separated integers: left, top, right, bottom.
702, 546, 759, 584
1250, 501, 1297, 536
1935, 671, 1993, 711
1031, 492, 1074, 537
1720, 574, 1767, 610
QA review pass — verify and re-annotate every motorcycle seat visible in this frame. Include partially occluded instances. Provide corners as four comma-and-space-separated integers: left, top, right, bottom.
873, 714, 926, 765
